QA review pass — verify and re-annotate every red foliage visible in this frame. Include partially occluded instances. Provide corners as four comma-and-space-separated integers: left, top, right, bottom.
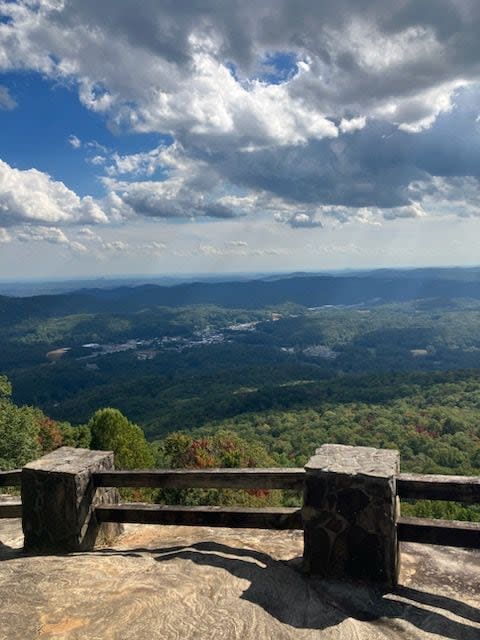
414, 424, 438, 438
37, 417, 64, 453
246, 489, 270, 498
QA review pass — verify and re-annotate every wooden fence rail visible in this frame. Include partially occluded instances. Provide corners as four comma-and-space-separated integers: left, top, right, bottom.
0, 501, 22, 519
397, 473, 480, 504
93, 468, 306, 491
397, 516, 479, 549
95, 503, 303, 530
0, 470, 22, 487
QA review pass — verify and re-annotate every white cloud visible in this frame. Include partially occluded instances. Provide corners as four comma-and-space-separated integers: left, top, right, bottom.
14, 225, 88, 253
97, 238, 167, 257
76, 226, 99, 240
104, 146, 167, 177
89, 155, 106, 166
195, 243, 289, 258
102, 143, 244, 220
2, 0, 479, 142
68, 134, 82, 149
225, 240, 248, 247
0, 2, 339, 147
382, 202, 426, 220
0, 85, 16, 110
0, 158, 109, 226
339, 116, 366, 134
141, 240, 167, 254
101, 240, 128, 253
410, 176, 480, 218
0, 227, 11, 243
16, 226, 69, 244
0, 0, 480, 245
274, 211, 323, 228
379, 81, 467, 133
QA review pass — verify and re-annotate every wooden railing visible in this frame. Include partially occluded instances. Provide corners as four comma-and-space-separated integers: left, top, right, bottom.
92, 468, 479, 548
0, 470, 22, 519
94, 467, 304, 530
397, 517, 479, 548
396, 472, 479, 548
0, 469, 21, 487
1, 466, 479, 549
0, 501, 22, 519
92, 468, 305, 490
96, 504, 303, 529
397, 473, 480, 503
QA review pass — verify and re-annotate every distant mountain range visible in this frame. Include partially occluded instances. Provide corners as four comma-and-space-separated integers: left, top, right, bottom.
2, 268, 480, 325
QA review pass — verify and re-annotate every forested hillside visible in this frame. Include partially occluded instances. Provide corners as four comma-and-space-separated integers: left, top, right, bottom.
1, 272, 480, 522
7, 297, 480, 435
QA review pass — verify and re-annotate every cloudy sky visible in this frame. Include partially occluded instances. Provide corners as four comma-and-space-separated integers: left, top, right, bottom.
1, 0, 480, 279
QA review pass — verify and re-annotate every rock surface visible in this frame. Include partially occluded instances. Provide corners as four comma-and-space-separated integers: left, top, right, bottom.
305, 444, 400, 477
0, 514, 479, 640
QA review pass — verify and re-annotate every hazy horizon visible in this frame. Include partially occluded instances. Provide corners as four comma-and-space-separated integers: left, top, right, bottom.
3, 262, 480, 284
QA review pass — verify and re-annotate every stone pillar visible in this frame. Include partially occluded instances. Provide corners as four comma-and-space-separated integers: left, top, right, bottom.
22, 446, 123, 553
302, 444, 400, 586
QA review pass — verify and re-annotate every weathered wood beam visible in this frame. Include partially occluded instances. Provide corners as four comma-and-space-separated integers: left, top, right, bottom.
95, 503, 303, 530
0, 470, 22, 487
0, 501, 22, 519
397, 473, 480, 504
398, 516, 480, 549
93, 468, 305, 491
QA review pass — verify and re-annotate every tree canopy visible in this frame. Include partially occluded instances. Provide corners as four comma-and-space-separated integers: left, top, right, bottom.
89, 407, 154, 469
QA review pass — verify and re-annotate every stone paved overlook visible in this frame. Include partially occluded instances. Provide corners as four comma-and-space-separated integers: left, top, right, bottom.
0, 515, 479, 640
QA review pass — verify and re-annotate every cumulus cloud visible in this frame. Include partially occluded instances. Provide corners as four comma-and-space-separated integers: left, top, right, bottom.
100, 240, 128, 253
102, 143, 249, 220
1, 0, 480, 237
14, 225, 88, 253
339, 117, 367, 134
0, 158, 109, 227
104, 146, 167, 178
3, 0, 480, 139
16, 226, 69, 244
0, 227, 11, 243
0, 2, 338, 147
410, 176, 480, 218
274, 212, 323, 228
382, 202, 426, 220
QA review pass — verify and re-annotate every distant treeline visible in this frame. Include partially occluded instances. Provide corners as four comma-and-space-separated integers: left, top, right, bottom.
6, 270, 480, 323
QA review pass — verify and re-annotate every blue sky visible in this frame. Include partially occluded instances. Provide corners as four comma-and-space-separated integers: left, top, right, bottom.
1, 73, 168, 197
1, 1, 480, 279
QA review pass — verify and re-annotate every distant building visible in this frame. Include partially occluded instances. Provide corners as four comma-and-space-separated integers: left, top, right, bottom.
136, 350, 157, 361
303, 344, 338, 359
